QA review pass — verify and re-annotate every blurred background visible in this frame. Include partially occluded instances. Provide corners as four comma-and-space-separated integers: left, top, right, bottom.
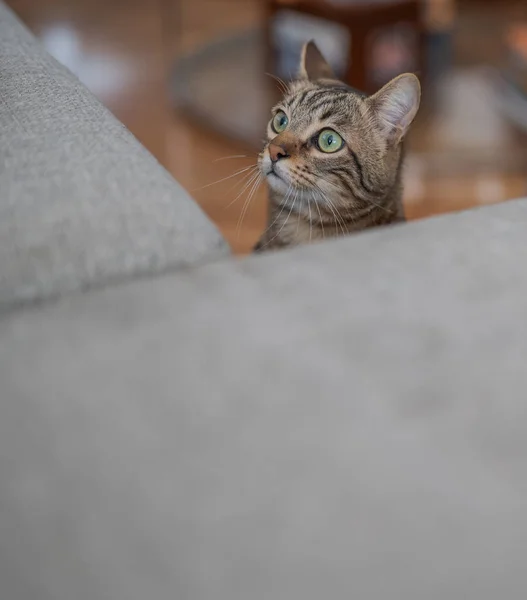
7, 0, 527, 254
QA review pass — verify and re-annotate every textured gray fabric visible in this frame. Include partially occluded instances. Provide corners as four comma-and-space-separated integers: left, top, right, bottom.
0, 2, 229, 311
2, 198, 527, 599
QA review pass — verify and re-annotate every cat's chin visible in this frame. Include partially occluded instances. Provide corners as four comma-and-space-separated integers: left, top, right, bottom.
266, 171, 290, 195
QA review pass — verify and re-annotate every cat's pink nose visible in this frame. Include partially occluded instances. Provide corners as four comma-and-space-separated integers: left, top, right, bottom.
269, 143, 289, 163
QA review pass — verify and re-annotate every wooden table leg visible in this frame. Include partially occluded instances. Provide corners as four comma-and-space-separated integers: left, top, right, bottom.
345, 22, 369, 91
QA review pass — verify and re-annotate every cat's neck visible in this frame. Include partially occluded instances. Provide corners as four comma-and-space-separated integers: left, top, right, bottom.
272, 172, 404, 227
277, 190, 402, 227
256, 188, 402, 252
256, 173, 404, 252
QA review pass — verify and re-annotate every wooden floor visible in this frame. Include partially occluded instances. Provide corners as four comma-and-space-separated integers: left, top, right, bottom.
7, 0, 527, 254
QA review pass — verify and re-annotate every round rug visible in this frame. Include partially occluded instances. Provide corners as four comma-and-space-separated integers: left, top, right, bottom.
171, 29, 275, 149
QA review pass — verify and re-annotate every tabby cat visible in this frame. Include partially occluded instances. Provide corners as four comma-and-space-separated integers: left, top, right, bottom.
254, 41, 421, 252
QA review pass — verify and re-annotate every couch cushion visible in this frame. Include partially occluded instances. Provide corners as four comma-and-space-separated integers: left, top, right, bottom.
1, 199, 527, 599
0, 2, 229, 312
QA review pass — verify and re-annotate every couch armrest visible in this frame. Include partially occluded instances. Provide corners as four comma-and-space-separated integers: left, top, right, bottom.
0, 2, 229, 312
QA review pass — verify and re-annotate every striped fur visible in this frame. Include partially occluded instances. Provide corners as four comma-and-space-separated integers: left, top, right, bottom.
255, 42, 420, 252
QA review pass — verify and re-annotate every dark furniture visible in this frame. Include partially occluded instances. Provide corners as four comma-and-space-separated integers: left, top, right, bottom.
266, 0, 424, 92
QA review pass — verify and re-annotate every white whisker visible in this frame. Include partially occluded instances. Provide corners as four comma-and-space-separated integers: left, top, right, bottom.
236, 174, 263, 238
307, 195, 313, 243
260, 188, 297, 249
313, 194, 325, 240
264, 72, 289, 94
259, 183, 294, 240
327, 199, 349, 235
212, 154, 249, 163
313, 183, 350, 235
323, 177, 390, 214
224, 169, 260, 210
192, 164, 257, 192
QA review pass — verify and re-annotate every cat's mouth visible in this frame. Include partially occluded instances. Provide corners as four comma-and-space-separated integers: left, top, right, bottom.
262, 160, 292, 195
267, 166, 288, 185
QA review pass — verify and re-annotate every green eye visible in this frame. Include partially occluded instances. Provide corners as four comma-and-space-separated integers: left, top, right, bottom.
317, 129, 343, 153
272, 110, 288, 133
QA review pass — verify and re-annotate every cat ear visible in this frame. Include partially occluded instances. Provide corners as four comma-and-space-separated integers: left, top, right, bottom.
369, 74, 421, 144
298, 40, 335, 81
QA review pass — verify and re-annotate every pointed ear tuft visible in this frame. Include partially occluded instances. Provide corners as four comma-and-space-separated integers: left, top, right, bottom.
369, 74, 421, 144
298, 40, 335, 81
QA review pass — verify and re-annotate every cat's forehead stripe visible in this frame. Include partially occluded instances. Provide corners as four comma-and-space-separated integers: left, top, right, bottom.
286, 88, 320, 111
309, 93, 350, 114
287, 88, 312, 110
286, 86, 349, 110
280, 93, 355, 131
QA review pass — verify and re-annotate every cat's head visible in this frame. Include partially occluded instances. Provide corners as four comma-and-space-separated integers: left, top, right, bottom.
259, 41, 420, 216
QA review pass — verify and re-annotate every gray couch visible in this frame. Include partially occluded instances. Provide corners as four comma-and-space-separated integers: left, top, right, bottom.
1, 3, 526, 599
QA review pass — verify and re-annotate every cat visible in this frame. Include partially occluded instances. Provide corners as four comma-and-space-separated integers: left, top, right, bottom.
254, 41, 421, 252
